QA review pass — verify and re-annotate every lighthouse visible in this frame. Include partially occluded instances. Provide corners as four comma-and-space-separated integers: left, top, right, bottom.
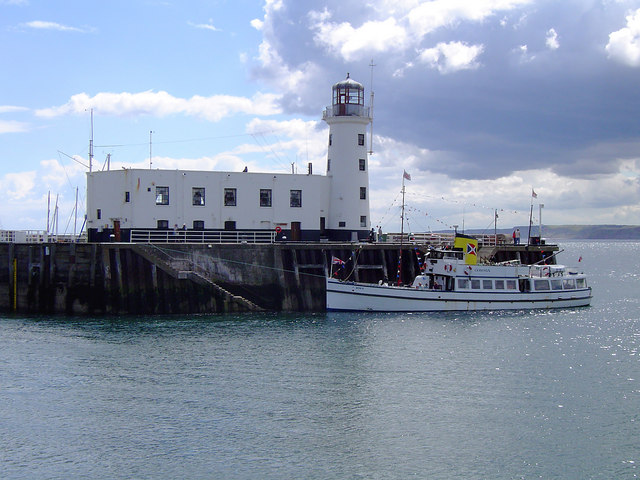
323, 74, 372, 241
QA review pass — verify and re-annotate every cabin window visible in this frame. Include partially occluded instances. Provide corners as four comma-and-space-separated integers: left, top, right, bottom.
224, 188, 236, 206
495, 280, 505, 290
358, 134, 365, 146
125, 191, 130, 203
551, 279, 563, 290
563, 278, 576, 290
483, 280, 493, 289
506, 280, 517, 290
360, 187, 367, 200
155, 186, 169, 205
457, 278, 470, 289
193, 220, 204, 230
359, 159, 366, 171
471, 279, 481, 289
260, 189, 272, 207
157, 219, 168, 229
192, 187, 205, 206
576, 278, 586, 289
360, 216, 367, 227
290, 190, 302, 208
534, 279, 550, 291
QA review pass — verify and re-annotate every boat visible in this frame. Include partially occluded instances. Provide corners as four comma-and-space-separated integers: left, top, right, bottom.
326, 235, 592, 312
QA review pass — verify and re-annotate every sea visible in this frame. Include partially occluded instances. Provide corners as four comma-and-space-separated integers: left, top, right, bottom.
1, 240, 638, 479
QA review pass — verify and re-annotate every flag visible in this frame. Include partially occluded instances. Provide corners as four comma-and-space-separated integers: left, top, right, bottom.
532, 189, 538, 198
466, 243, 477, 257
454, 235, 478, 265
403, 170, 411, 181
578, 256, 582, 262
332, 256, 345, 265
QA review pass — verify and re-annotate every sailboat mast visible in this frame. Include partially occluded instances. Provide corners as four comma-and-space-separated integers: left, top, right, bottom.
398, 176, 406, 285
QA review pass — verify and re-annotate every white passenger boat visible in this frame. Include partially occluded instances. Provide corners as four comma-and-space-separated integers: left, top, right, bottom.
326, 237, 592, 312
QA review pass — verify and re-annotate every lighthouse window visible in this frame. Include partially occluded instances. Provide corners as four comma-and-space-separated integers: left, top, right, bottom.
224, 188, 237, 206
327, 159, 331, 171
97, 209, 101, 220
192, 187, 205, 206
359, 159, 365, 171
360, 216, 367, 227
329, 134, 332, 146
358, 134, 365, 146
155, 186, 169, 205
290, 190, 302, 208
360, 187, 367, 200
260, 189, 272, 207
339, 221, 346, 227
125, 191, 130, 203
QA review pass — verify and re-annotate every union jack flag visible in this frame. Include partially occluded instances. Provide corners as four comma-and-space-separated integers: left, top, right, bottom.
332, 256, 345, 265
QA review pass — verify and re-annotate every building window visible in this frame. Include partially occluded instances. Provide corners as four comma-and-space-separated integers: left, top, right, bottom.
290, 189, 302, 207
156, 186, 169, 205
97, 209, 101, 220
125, 191, 130, 203
157, 219, 168, 229
359, 159, 365, 171
193, 220, 204, 230
327, 158, 331, 171
224, 188, 236, 206
358, 133, 365, 146
329, 134, 332, 146
339, 221, 346, 227
360, 216, 367, 227
260, 189, 272, 207
224, 220, 236, 230
360, 187, 367, 199
192, 187, 205, 206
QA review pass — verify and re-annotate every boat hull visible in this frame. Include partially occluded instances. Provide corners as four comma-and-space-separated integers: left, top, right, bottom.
326, 278, 592, 312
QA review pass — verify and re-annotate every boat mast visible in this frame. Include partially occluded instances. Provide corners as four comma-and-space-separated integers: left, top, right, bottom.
398, 174, 406, 285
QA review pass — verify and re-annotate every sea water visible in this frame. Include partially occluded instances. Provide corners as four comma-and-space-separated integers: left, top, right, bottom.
1, 241, 638, 479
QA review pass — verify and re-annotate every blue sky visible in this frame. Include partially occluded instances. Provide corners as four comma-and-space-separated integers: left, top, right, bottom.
1, 0, 640, 235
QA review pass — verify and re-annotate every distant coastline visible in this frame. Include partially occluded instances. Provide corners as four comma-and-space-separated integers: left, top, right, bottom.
448, 225, 640, 240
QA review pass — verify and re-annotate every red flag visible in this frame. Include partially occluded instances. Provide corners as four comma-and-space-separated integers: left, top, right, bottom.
403, 170, 411, 181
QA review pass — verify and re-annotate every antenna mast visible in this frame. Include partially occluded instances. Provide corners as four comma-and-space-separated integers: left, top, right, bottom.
368, 59, 376, 155
149, 130, 154, 169
89, 108, 94, 172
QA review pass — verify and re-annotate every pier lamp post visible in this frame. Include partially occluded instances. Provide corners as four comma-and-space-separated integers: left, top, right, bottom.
539, 204, 544, 239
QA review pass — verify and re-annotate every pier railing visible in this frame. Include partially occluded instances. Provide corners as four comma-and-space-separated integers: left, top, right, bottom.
130, 229, 277, 244
0, 230, 86, 243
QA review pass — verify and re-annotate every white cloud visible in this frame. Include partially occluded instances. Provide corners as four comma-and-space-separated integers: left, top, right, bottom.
187, 20, 220, 32
0, 119, 29, 133
21, 20, 93, 33
606, 8, 640, 66
308, 0, 533, 61
0, 171, 36, 200
418, 41, 484, 73
35, 90, 283, 121
546, 27, 559, 50
0, 105, 28, 113
309, 12, 409, 61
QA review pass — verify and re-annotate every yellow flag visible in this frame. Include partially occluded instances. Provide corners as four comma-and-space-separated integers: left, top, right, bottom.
454, 235, 478, 265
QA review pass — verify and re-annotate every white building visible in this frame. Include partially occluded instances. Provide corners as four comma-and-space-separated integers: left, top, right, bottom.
86, 75, 372, 242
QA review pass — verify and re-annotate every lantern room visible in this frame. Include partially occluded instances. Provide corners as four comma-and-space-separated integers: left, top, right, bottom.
331, 73, 365, 116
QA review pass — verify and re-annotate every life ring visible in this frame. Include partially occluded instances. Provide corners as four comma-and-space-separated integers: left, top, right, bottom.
275, 226, 282, 233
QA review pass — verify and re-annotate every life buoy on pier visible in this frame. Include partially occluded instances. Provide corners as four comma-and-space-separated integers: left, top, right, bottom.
275, 226, 282, 233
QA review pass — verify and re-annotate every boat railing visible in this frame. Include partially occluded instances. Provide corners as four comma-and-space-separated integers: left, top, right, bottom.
380, 232, 506, 247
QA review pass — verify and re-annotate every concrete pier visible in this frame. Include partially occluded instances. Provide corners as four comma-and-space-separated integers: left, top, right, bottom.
0, 241, 556, 315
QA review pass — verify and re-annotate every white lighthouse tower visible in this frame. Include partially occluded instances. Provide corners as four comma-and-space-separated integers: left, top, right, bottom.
323, 74, 372, 241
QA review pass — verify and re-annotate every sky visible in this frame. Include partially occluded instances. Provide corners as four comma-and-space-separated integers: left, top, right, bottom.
1, 0, 640, 235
